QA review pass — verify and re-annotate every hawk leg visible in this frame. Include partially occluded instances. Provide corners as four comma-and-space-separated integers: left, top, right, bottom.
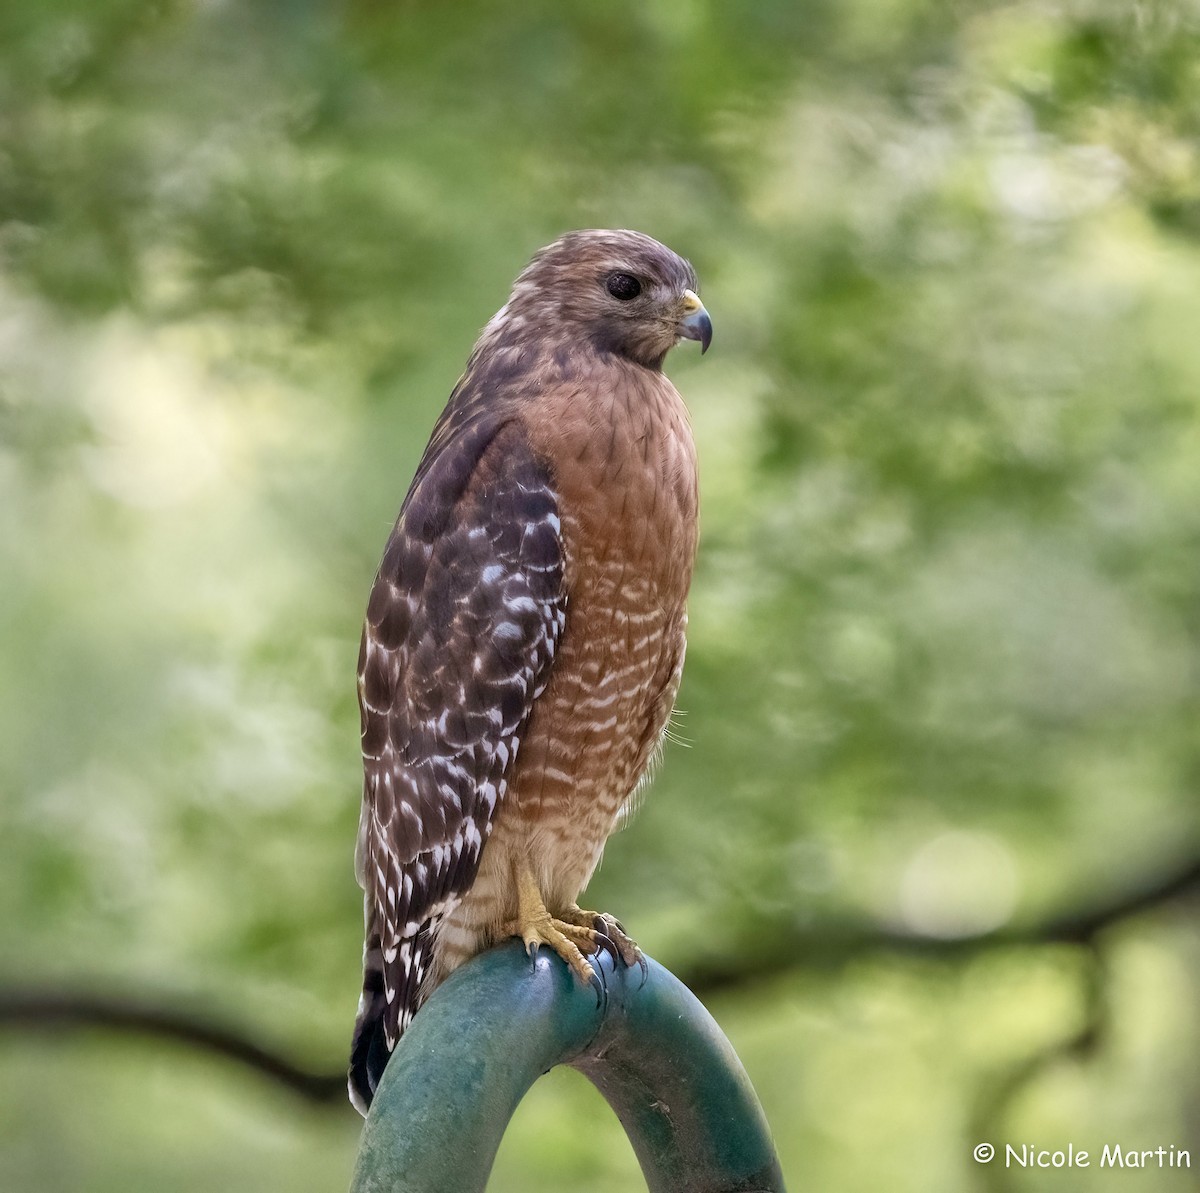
502, 865, 623, 991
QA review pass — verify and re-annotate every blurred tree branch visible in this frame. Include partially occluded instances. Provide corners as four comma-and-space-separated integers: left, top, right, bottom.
0, 989, 348, 1106
686, 851, 1200, 994
1, 852, 1195, 1106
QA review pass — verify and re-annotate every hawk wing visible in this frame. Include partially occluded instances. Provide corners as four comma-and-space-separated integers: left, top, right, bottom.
348, 416, 565, 1112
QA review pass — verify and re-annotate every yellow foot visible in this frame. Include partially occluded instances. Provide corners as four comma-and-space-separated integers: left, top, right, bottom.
501, 907, 601, 986
501, 865, 642, 989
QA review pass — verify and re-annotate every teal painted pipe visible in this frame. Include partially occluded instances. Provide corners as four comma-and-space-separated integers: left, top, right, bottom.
350, 939, 785, 1193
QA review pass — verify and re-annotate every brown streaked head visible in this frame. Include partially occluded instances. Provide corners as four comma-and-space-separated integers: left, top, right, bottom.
502, 229, 712, 370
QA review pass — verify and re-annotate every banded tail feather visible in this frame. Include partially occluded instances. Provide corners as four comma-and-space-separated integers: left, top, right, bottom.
348, 922, 433, 1114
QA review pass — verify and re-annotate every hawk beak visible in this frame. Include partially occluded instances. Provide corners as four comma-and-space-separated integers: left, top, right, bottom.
679, 289, 713, 354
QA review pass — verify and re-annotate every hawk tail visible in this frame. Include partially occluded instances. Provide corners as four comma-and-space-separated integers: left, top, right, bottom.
347, 924, 432, 1115
347, 931, 388, 1115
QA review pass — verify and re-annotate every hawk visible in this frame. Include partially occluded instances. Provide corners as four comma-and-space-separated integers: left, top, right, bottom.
348, 229, 712, 1114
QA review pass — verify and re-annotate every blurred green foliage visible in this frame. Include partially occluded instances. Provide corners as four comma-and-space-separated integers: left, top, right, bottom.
1, 2, 1198, 1191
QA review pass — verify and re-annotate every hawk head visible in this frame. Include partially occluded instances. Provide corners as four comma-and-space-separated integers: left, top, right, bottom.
502, 229, 712, 370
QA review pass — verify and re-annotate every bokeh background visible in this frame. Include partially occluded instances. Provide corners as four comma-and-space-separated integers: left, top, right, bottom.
2, 2, 1199, 1191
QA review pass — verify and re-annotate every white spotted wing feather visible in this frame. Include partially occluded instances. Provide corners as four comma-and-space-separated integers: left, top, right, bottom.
348, 418, 564, 1113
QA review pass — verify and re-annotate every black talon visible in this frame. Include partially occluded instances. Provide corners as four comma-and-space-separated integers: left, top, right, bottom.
592, 929, 620, 966
636, 951, 649, 988
594, 913, 641, 972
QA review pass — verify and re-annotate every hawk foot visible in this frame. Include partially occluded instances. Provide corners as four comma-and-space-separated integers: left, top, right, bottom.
503, 865, 605, 1000
502, 908, 601, 989
504, 865, 645, 998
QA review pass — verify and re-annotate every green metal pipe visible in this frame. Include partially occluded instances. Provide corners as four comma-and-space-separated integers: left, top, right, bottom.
350, 939, 785, 1193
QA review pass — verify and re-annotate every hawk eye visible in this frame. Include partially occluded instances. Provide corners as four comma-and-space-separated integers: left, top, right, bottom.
606, 272, 641, 301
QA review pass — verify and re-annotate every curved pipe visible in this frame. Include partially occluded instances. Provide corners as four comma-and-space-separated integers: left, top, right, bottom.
350, 939, 785, 1192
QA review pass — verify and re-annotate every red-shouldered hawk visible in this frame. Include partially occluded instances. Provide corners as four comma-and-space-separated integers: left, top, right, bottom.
348, 229, 711, 1114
